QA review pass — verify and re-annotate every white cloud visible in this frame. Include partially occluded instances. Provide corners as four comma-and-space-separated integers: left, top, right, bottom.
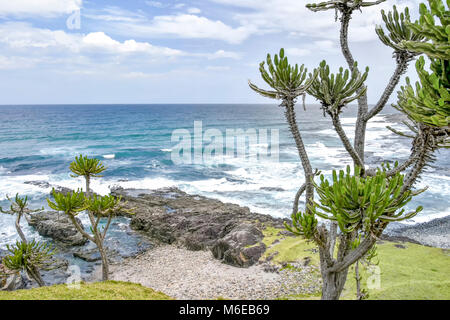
82, 32, 184, 56
286, 48, 311, 58
0, 0, 82, 17
0, 22, 185, 58
206, 66, 231, 71
83, 6, 146, 23
187, 7, 202, 14
110, 14, 255, 44
0, 55, 39, 69
207, 50, 241, 60
145, 1, 166, 8
210, 0, 418, 42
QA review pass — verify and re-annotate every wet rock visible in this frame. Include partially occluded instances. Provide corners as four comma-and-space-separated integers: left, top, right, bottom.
0, 268, 26, 291
73, 249, 102, 262
73, 248, 120, 263
112, 187, 287, 267
28, 211, 88, 246
24, 181, 72, 195
260, 187, 285, 192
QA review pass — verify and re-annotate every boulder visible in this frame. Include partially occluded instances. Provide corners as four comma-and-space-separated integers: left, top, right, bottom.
28, 211, 88, 246
211, 224, 266, 267
112, 187, 286, 267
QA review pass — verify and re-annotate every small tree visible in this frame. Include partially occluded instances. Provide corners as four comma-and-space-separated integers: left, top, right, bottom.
249, 0, 448, 300
47, 155, 131, 281
2, 240, 55, 287
0, 194, 53, 287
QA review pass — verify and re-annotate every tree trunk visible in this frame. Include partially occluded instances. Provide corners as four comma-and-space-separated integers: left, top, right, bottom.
284, 99, 315, 212
96, 239, 109, 281
355, 260, 362, 300
15, 213, 27, 244
15, 213, 46, 287
321, 268, 350, 300
339, 10, 368, 165
84, 175, 109, 281
27, 266, 45, 287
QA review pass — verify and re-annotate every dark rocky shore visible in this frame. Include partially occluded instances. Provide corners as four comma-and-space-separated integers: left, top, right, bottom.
111, 186, 288, 267
384, 216, 450, 249
2, 181, 448, 292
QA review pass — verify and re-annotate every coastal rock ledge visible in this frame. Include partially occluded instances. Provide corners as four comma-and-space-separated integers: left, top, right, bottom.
28, 211, 88, 246
111, 187, 288, 267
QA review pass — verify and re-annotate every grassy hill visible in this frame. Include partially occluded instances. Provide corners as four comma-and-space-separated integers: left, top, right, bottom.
0, 281, 172, 300
262, 227, 450, 300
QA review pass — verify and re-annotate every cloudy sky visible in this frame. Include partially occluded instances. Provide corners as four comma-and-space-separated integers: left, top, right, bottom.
0, 0, 421, 104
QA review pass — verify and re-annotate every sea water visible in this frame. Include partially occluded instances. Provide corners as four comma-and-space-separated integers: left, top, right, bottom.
0, 104, 448, 246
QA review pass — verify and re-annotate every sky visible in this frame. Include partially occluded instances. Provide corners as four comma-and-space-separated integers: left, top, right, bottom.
0, 0, 422, 104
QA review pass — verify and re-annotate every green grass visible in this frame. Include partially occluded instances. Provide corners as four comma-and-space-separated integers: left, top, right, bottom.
262, 226, 319, 265
342, 242, 450, 300
0, 281, 172, 300
262, 227, 450, 300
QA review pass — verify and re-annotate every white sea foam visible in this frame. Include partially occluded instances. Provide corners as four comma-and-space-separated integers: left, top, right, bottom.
160, 149, 172, 152
0, 166, 9, 175
39, 146, 83, 157
103, 154, 115, 159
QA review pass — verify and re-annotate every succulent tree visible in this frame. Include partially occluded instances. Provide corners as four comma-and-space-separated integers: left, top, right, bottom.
0, 194, 51, 287
47, 155, 131, 281
249, 49, 318, 212
2, 240, 55, 287
250, 0, 449, 300
69, 154, 106, 198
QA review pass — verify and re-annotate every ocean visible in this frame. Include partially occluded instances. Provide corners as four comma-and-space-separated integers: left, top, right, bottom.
0, 104, 449, 247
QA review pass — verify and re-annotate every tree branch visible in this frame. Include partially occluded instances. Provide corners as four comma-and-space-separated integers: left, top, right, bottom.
68, 215, 95, 243
331, 114, 365, 169
102, 215, 113, 241
366, 53, 412, 120
328, 232, 378, 273
292, 183, 307, 215
284, 99, 315, 212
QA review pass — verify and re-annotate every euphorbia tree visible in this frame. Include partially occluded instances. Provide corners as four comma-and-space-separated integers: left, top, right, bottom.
0, 194, 53, 287
250, 0, 449, 300
47, 155, 131, 281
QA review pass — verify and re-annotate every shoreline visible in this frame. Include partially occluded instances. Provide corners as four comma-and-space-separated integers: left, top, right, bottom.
101, 245, 321, 300
384, 215, 450, 249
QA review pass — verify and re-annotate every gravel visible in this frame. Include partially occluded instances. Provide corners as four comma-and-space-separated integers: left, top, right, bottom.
107, 245, 321, 300
385, 216, 450, 249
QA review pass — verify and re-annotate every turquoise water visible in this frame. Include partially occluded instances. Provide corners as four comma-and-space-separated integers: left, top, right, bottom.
0, 104, 449, 245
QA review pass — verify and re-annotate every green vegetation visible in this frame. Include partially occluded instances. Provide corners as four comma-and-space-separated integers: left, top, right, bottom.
262, 227, 319, 266
47, 155, 133, 281
342, 242, 450, 300
250, 0, 449, 300
262, 227, 450, 300
0, 281, 172, 300
0, 194, 52, 287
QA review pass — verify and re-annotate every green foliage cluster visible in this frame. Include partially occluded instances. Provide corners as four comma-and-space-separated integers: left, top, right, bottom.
376, 5, 427, 53
395, 57, 450, 127
70, 154, 106, 179
248, 49, 317, 100
2, 240, 55, 276
311, 166, 423, 233
402, 0, 449, 59
47, 189, 87, 216
286, 167, 423, 237
307, 61, 369, 115
395, 0, 449, 129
